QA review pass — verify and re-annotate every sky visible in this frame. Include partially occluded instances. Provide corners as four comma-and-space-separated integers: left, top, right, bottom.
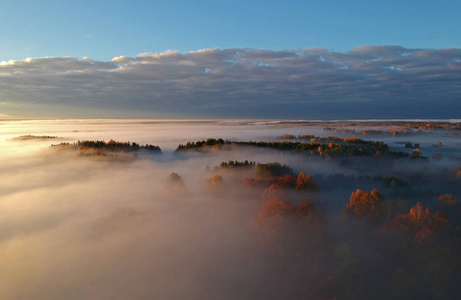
0, 0, 460, 119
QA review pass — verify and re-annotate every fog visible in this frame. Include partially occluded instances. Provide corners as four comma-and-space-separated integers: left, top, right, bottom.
1, 120, 460, 299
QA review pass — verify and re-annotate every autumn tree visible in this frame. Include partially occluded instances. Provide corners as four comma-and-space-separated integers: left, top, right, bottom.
243, 177, 262, 187
343, 189, 386, 222
436, 194, 461, 219
438, 194, 457, 206
383, 202, 450, 246
262, 184, 287, 201
268, 175, 296, 188
295, 172, 318, 191
203, 174, 225, 192
259, 197, 292, 219
252, 197, 327, 254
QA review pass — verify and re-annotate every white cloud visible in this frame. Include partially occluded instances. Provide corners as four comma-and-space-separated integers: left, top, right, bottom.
111, 56, 135, 64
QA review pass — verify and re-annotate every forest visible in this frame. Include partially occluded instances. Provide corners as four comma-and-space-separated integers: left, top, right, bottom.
175, 137, 414, 158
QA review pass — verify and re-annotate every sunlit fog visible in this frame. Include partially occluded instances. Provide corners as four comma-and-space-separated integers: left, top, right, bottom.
1, 119, 460, 300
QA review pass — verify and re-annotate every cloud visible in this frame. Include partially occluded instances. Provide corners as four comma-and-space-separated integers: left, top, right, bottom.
0, 113, 14, 119
111, 56, 135, 64
1, 46, 460, 119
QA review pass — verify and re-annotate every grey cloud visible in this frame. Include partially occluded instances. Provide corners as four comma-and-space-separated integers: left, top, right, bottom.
1, 46, 460, 119
349, 45, 409, 57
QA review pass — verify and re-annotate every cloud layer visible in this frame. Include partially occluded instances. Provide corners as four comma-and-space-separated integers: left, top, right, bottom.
1, 46, 460, 119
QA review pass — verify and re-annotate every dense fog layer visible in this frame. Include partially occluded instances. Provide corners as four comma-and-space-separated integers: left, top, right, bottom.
1, 120, 460, 299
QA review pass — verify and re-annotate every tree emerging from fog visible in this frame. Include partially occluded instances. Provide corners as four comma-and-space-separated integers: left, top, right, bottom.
383, 202, 450, 246
252, 196, 327, 254
343, 189, 387, 222
295, 172, 318, 191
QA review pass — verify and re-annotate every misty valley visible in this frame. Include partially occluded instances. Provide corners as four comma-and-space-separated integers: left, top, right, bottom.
1, 119, 461, 300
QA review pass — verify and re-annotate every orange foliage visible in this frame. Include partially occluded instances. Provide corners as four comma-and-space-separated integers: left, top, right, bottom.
77, 145, 108, 157
205, 174, 223, 185
282, 134, 296, 139
301, 134, 315, 139
260, 197, 292, 218
343, 138, 363, 142
295, 199, 315, 216
270, 175, 297, 188
344, 189, 385, 221
413, 226, 437, 246
243, 178, 262, 187
295, 172, 318, 191
383, 203, 450, 245
107, 139, 131, 147
407, 202, 431, 225
411, 148, 421, 159
263, 184, 285, 201
203, 174, 224, 191
438, 194, 457, 206
245, 173, 317, 191
295, 200, 323, 221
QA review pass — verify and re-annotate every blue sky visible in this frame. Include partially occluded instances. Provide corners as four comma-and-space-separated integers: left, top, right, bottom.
1, 0, 460, 61
0, 0, 460, 119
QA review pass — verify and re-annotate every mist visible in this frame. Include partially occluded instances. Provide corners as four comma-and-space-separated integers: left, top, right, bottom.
1, 119, 460, 299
